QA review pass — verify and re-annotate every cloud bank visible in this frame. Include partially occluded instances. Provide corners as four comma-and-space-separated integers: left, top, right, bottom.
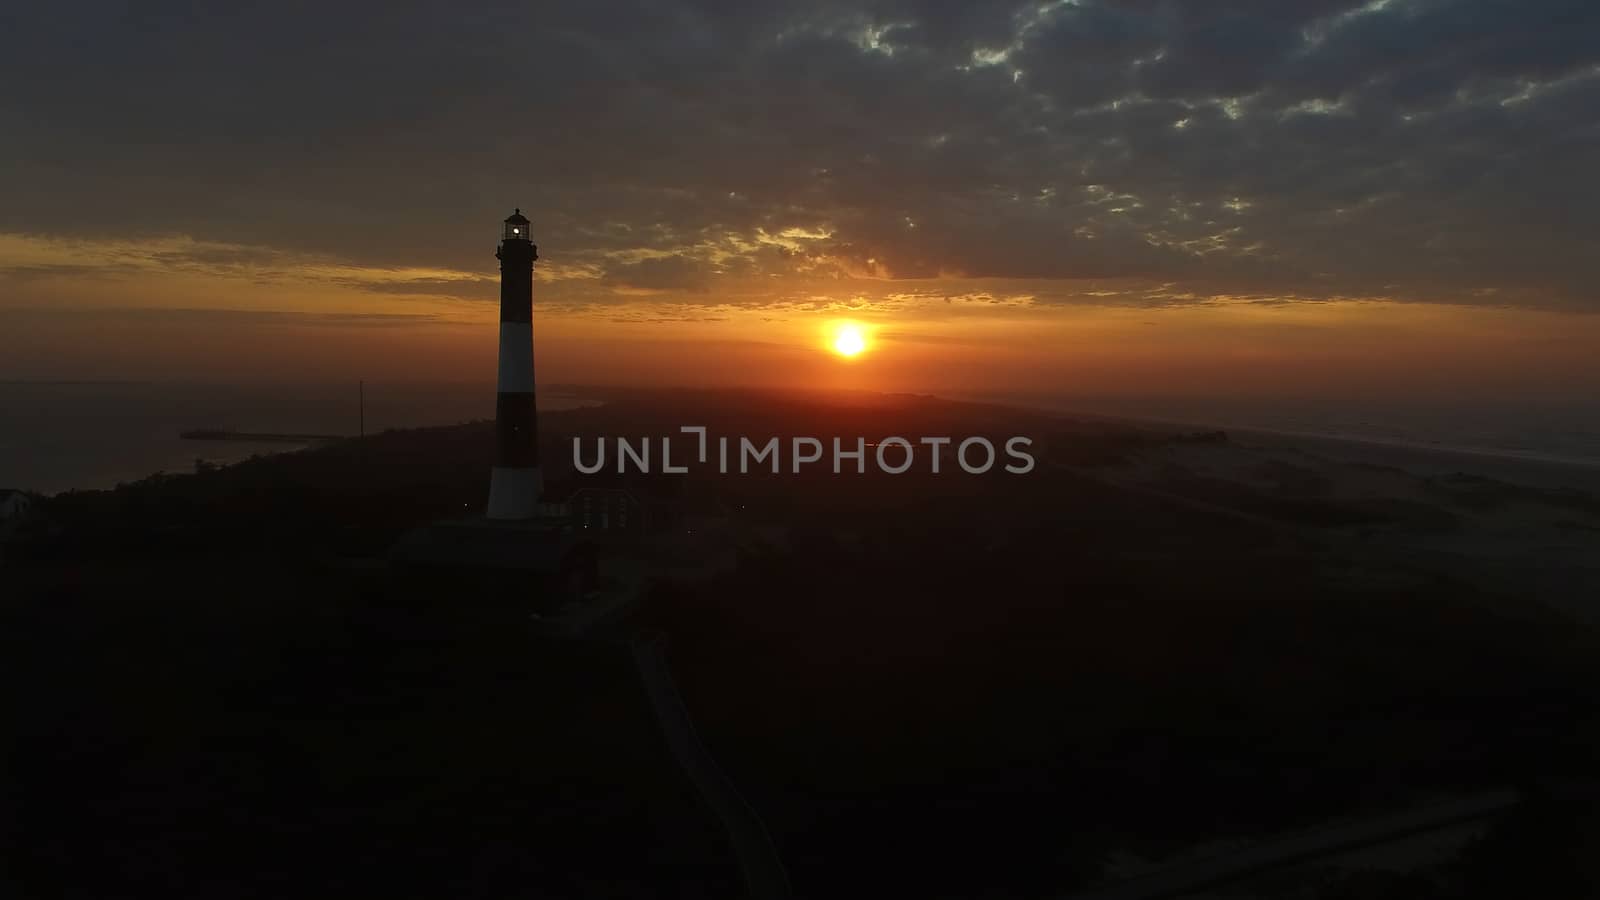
2, 0, 1597, 310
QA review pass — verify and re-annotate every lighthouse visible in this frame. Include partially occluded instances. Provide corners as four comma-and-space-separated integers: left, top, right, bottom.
389, 207, 602, 600
487, 209, 541, 519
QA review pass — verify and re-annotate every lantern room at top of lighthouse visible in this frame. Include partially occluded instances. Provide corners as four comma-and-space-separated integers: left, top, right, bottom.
503, 209, 531, 241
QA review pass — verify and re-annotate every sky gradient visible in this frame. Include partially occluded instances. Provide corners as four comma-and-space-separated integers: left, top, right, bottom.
4, 0, 1599, 405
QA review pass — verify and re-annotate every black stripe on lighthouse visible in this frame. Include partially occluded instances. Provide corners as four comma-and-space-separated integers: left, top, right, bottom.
487, 210, 542, 520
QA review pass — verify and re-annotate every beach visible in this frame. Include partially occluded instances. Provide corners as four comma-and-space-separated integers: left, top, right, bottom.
1093, 419, 1600, 621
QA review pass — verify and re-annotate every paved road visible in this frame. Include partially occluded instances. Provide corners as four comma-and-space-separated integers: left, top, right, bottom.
632, 634, 793, 900
1064, 790, 1522, 900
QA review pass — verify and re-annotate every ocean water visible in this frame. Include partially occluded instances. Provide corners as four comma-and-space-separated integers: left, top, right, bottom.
0, 382, 588, 495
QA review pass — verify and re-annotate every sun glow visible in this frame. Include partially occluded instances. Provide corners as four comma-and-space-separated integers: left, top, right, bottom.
830, 322, 868, 357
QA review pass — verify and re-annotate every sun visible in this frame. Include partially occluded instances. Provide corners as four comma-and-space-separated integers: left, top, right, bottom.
832, 324, 867, 357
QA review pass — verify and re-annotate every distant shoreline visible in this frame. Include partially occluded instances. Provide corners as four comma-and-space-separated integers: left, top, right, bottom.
954, 395, 1600, 470
1225, 423, 1600, 469
7, 382, 1597, 496
1110, 412, 1600, 471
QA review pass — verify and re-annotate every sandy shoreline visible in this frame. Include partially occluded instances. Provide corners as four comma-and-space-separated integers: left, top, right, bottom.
1068, 410, 1600, 621
1024, 403, 1600, 494
1226, 426, 1600, 494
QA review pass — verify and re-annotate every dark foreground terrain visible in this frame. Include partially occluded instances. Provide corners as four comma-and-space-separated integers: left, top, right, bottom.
6, 389, 1600, 898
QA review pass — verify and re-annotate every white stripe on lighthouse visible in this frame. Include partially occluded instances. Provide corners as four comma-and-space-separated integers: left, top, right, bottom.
487, 466, 543, 520
496, 322, 534, 393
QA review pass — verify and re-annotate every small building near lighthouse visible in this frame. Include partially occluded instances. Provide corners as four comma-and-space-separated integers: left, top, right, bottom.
0, 489, 34, 542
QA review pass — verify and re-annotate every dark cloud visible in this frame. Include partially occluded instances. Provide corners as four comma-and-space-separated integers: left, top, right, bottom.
0, 306, 442, 327
1, 0, 1598, 307
1, 263, 147, 284
603, 254, 715, 293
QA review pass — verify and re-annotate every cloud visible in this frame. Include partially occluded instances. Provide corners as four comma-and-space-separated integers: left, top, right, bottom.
335, 275, 499, 301
1, 0, 1597, 309
602, 254, 715, 292
0, 306, 443, 327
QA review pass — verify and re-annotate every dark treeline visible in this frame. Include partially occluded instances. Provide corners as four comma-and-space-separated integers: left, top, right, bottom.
7, 392, 1600, 898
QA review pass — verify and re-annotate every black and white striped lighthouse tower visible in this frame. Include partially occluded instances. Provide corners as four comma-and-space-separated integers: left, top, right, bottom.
487, 208, 541, 520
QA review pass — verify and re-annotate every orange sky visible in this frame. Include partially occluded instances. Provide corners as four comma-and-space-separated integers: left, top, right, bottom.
5, 228, 1600, 409
6, 0, 1600, 423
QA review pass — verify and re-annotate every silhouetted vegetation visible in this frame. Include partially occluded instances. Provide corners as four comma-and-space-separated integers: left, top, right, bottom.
8, 391, 1600, 898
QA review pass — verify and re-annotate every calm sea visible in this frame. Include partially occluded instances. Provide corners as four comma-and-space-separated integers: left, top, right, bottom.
0, 382, 589, 495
